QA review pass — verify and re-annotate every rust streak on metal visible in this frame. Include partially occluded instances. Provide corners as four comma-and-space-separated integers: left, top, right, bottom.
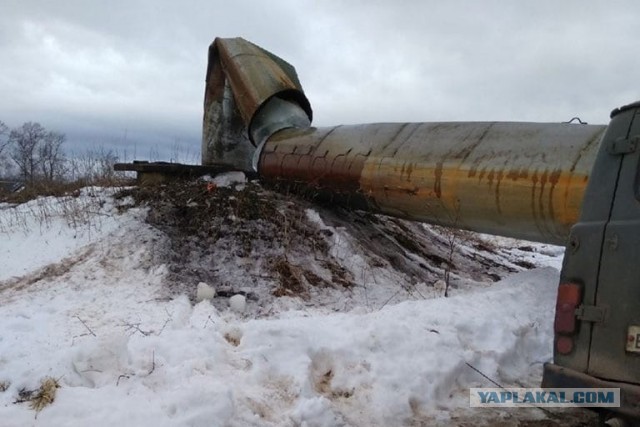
260, 123, 606, 244
213, 38, 311, 127
434, 162, 443, 199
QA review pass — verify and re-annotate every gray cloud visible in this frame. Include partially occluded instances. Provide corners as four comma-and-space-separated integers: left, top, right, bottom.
305, 1, 640, 124
1, 1, 638, 161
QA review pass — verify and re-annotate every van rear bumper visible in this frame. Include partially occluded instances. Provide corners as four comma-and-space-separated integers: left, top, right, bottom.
543, 363, 640, 419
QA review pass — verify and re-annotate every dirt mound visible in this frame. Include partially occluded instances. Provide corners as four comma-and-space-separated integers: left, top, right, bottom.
119, 175, 539, 315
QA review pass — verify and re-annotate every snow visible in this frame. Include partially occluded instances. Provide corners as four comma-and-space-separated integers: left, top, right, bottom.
0, 187, 126, 281
229, 294, 247, 313
0, 187, 568, 426
203, 171, 247, 189
196, 282, 215, 302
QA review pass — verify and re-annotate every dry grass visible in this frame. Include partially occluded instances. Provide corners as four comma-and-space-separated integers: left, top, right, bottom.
15, 377, 60, 413
29, 377, 59, 412
271, 256, 307, 297
0, 176, 133, 205
0, 185, 113, 236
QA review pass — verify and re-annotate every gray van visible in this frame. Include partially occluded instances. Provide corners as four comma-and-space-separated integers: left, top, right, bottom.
543, 101, 640, 423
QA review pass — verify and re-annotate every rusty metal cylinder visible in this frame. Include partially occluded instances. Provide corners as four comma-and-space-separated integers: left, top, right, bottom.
201, 37, 608, 245
258, 122, 607, 245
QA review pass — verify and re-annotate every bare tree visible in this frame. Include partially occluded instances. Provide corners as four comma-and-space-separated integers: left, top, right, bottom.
8, 122, 67, 184
0, 121, 10, 177
39, 131, 66, 182
68, 145, 119, 184
432, 199, 464, 297
95, 147, 119, 182
9, 122, 46, 182
0, 120, 8, 158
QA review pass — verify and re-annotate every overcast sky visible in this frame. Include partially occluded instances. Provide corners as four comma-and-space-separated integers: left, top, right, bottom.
1, 1, 639, 162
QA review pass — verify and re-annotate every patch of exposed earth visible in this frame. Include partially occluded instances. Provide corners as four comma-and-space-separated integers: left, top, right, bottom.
120, 175, 563, 317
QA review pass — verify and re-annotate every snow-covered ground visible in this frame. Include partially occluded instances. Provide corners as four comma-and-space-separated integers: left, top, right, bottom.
0, 183, 593, 426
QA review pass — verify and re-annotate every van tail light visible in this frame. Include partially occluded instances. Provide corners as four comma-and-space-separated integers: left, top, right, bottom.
554, 282, 582, 354
556, 336, 574, 354
554, 282, 582, 333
